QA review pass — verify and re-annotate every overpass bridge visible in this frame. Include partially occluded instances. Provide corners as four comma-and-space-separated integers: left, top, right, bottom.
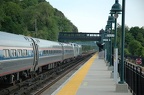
58, 30, 105, 51
58, 32, 102, 42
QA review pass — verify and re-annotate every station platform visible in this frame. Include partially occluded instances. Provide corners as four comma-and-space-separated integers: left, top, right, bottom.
51, 53, 132, 95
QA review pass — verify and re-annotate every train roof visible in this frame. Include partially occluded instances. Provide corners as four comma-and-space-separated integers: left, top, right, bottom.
0, 31, 32, 47
0, 31, 81, 48
32, 38, 62, 48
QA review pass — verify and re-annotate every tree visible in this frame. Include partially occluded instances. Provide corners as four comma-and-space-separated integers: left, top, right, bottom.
20, 0, 38, 8
128, 40, 142, 55
0, 5, 5, 29
1, 2, 25, 34
0, 0, 78, 41
137, 47, 144, 57
124, 48, 130, 55
129, 27, 142, 39
125, 32, 134, 48
136, 32, 144, 45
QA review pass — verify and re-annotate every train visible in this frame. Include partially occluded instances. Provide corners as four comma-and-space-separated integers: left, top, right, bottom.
0, 31, 82, 84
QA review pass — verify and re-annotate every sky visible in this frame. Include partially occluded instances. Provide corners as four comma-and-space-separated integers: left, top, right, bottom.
46, 0, 144, 33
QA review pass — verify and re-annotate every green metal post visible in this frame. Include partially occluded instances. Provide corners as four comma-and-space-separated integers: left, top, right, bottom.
108, 49, 110, 63
108, 33, 111, 64
105, 29, 109, 62
101, 31, 104, 44
114, 18, 117, 48
109, 14, 113, 66
103, 32, 107, 60
106, 41, 108, 61
119, 0, 125, 84
110, 24, 112, 66
106, 34, 109, 62
106, 35, 109, 62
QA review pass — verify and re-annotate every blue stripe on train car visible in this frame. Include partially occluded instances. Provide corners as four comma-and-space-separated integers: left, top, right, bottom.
0, 50, 3, 60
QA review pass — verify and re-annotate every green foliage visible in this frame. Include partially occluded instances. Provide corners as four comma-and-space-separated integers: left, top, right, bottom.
136, 47, 144, 57
0, 0, 78, 41
1, 2, 25, 34
125, 32, 134, 47
124, 48, 130, 55
116, 25, 144, 57
128, 40, 141, 55
19, 0, 38, 8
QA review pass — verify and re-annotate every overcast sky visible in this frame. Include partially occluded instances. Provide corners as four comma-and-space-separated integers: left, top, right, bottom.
46, 0, 144, 33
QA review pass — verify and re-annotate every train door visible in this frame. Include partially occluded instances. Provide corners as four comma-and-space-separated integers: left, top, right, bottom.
60, 43, 64, 61
31, 38, 39, 72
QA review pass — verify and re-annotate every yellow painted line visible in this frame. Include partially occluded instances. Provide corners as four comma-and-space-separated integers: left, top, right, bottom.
56, 53, 97, 95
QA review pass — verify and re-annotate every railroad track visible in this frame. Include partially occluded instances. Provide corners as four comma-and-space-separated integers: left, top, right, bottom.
0, 52, 94, 95
33, 53, 93, 95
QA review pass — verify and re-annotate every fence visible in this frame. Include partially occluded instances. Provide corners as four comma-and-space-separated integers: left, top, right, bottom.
118, 60, 144, 95
125, 55, 144, 66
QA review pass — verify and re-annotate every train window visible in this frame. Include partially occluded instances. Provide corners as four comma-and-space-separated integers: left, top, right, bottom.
17, 49, 22, 57
11, 49, 17, 57
3, 49, 10, 58
23, 49, 28, 56
43, 50, 48, 55
46, 50, 48, 54
40, 51, 42, 55
45, 50, 47, 54
65, 50, 66, 53
32, 50, 34, 54
43, 50, 45, 55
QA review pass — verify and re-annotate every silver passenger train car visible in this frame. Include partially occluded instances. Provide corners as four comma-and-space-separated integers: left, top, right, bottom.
0, 31, 82, 84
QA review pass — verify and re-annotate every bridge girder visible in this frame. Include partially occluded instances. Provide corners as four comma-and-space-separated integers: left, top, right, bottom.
58, 32, 101, 42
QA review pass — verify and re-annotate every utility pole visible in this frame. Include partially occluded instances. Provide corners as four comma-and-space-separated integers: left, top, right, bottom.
35, 19, 38, 37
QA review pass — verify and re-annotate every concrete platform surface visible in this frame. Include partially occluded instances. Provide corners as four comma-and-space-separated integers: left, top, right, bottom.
76, 58, 131, 95
50, 53, 132, 95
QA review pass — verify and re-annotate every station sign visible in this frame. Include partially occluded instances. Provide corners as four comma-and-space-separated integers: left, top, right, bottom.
106, 34, 115, 37
103, 39, 110, 41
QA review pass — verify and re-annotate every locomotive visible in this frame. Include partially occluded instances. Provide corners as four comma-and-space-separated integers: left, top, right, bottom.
0, 31, 82, 84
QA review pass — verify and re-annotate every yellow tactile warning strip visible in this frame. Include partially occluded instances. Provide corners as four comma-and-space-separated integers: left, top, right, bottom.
55, 53, 97, 95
